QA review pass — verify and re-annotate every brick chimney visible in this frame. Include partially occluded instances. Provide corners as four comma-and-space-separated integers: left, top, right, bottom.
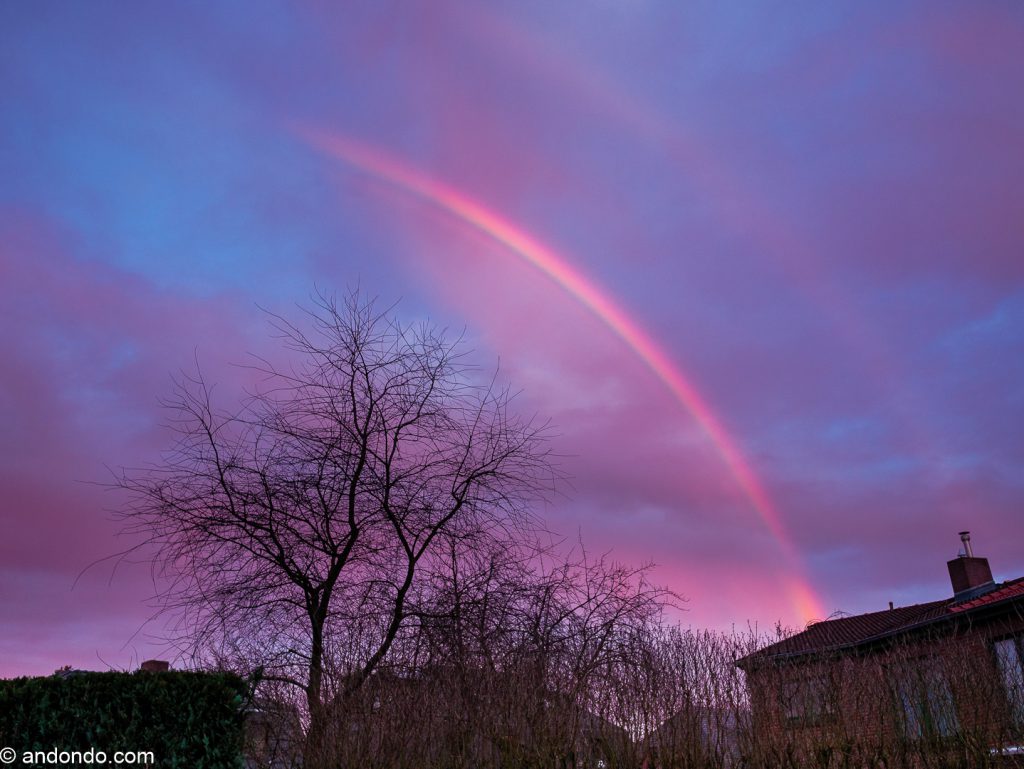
140, 659, 170, 673
947, 531, 994, 600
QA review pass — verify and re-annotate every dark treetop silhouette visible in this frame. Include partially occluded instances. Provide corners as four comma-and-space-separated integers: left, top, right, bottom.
114, 291, 561, 763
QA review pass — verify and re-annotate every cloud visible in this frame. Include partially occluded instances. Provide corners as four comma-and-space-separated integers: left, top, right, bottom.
0, 210, 267, 675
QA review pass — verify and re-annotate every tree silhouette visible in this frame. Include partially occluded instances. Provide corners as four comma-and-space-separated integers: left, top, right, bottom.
114, 290, 556, 765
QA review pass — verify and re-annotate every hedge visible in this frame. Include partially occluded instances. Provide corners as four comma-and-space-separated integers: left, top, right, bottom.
0, 670, 250, 769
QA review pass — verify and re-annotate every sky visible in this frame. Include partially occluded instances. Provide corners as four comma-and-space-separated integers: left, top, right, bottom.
1, 1, 1023, 677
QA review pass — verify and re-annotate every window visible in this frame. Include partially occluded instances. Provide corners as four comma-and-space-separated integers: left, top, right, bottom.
994, 636, 1024, 724
780, 674, 834, 725
893, 659, 959, 739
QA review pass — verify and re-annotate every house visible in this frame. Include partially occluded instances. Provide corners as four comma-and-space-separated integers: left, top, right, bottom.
641, 703, 746, 768
737, 532, 1024, 760
244, 697, 304, 769
320, 664, 635, 768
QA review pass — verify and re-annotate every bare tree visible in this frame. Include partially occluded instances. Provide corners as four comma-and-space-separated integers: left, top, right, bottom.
114, 291, 556, 766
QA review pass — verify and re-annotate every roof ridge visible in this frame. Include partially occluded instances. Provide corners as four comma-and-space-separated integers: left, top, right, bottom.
811, 597, 949, 625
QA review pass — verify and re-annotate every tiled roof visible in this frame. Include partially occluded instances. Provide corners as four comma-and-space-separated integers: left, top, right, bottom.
949, 577, 1024, 613
741, 576, 1024, 665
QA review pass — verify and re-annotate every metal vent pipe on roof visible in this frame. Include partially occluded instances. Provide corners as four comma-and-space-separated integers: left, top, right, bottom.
959, 531, 973, 558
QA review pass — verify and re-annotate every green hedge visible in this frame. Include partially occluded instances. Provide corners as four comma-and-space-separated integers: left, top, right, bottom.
0, 671, 250, 769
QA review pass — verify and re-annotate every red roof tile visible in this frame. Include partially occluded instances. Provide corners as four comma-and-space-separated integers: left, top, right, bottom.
949, 577, 1024, 613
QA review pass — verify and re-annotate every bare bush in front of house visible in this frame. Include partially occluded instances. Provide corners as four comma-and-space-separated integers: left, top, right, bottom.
739, 613, 1024, 769
227, 561, 1022, 769
311, 541, 676, 768
226, 595, 1023, 769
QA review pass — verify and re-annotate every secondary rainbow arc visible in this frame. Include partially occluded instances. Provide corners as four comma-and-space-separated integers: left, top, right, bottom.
296, 124, 825, 624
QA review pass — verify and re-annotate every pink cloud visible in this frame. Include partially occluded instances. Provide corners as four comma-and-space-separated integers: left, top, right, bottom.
0, 210, 271, 675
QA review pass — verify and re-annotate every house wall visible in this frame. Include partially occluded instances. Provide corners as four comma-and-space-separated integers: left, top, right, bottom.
744, 609, 1024, 757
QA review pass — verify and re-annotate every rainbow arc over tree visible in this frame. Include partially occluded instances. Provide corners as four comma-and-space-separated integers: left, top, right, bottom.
296, 124, 825, 624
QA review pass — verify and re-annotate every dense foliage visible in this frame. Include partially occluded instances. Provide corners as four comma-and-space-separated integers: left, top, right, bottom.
0, 671, 249, 769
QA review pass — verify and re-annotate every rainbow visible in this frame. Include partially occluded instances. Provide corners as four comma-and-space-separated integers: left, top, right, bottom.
295, 124, 825, 624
